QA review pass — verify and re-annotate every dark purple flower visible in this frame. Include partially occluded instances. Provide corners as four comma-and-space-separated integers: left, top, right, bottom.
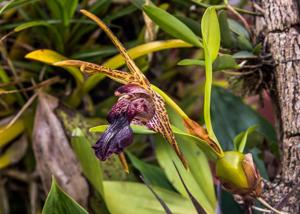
93, 84, 155, 161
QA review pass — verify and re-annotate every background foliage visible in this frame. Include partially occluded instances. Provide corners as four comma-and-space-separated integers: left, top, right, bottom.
0, 0, 278, 213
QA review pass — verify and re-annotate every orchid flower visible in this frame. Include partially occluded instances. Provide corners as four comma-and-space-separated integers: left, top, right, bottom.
55, 10, 188, 171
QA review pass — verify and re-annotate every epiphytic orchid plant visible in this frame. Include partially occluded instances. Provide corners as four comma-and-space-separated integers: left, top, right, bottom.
44, 7, 283, 214
55, 9, 188, 171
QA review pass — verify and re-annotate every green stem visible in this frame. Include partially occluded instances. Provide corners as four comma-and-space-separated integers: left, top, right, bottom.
203, 51, 218, 143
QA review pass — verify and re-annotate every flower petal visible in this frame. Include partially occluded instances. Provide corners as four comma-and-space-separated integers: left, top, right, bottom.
93, 113, 133, 161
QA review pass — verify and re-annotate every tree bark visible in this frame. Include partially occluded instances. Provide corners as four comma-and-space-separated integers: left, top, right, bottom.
253, 0, 300, 213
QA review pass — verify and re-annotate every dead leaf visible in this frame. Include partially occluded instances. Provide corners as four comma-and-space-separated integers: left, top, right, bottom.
32, 92, 88, 206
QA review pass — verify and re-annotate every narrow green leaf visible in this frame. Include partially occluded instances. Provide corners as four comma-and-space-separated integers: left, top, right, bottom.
154, 136, 215, 214
25, 49, 84, 84
233, 125, 257, 153
71, 128, 104, 196
233, 51, 256, 59
212, 87, 277, 150
178, 55, 238, 71
212, 54, 239, 71
218, 11, 233, 48
177, 59, 205, 66
42, 178, 88, 214
228, 18, 250, 39
143, 5, 202, 47
89, 124, 217, 159
14, 21, 64, 52
103, 181, 195, 214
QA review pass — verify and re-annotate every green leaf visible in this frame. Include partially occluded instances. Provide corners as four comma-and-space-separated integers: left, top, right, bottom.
233, 51, 256, 59
167, 107, 217, 208
89, 124, 217, 159
177, 59, 205, 66
201, 7, 221, 62
211, 87, 277, 151
84, 39, 192, 93
25, 49, 84, 84
218, 11, 234, 48
42, 178, 88, 214
228, 18, 250, 39
201, 6, 221, 144
143, 5, 202, 47
89, 124, 155, 134
178, 55, 239, 71
233, 125, 257, 153
14, 21, 63, 52
127, 152, 173, 190
212, 54, 239, 71
237, 35, 253, 51
71, 128, 103, 196
154, 136, 215, 214
103, 181, 195, 214
0, 0, 38, 15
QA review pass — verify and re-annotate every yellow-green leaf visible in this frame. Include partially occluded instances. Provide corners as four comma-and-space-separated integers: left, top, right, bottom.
201, 7, 220, 62
103, 181, 196, 214
25, 49, 84, 84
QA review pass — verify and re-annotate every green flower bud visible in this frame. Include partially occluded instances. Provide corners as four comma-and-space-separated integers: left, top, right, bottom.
216, 151, 263, 197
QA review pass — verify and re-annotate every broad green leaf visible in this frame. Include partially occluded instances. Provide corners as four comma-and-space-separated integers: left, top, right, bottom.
84, 39, 192, 93
71, 128, 103, 196
42, 178, 88, 214
211, 87, 277, 151
143, 5, 202, 47
228, 19, 250, 39
25, 49, 84, 84
154, 136, 215, 214
127, 152, 173, 190
233, 125, 257, 153
103, 181, 196, 214
201, 7, 220, 62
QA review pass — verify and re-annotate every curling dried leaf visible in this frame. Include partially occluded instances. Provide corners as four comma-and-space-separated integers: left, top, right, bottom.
33, 92, 88, 206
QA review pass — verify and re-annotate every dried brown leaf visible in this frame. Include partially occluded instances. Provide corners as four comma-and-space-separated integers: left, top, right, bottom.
32, 92, 88, 206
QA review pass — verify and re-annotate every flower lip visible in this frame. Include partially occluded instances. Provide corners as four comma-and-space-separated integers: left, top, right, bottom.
93, 84, 155, 161
93, 112, 133, 161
